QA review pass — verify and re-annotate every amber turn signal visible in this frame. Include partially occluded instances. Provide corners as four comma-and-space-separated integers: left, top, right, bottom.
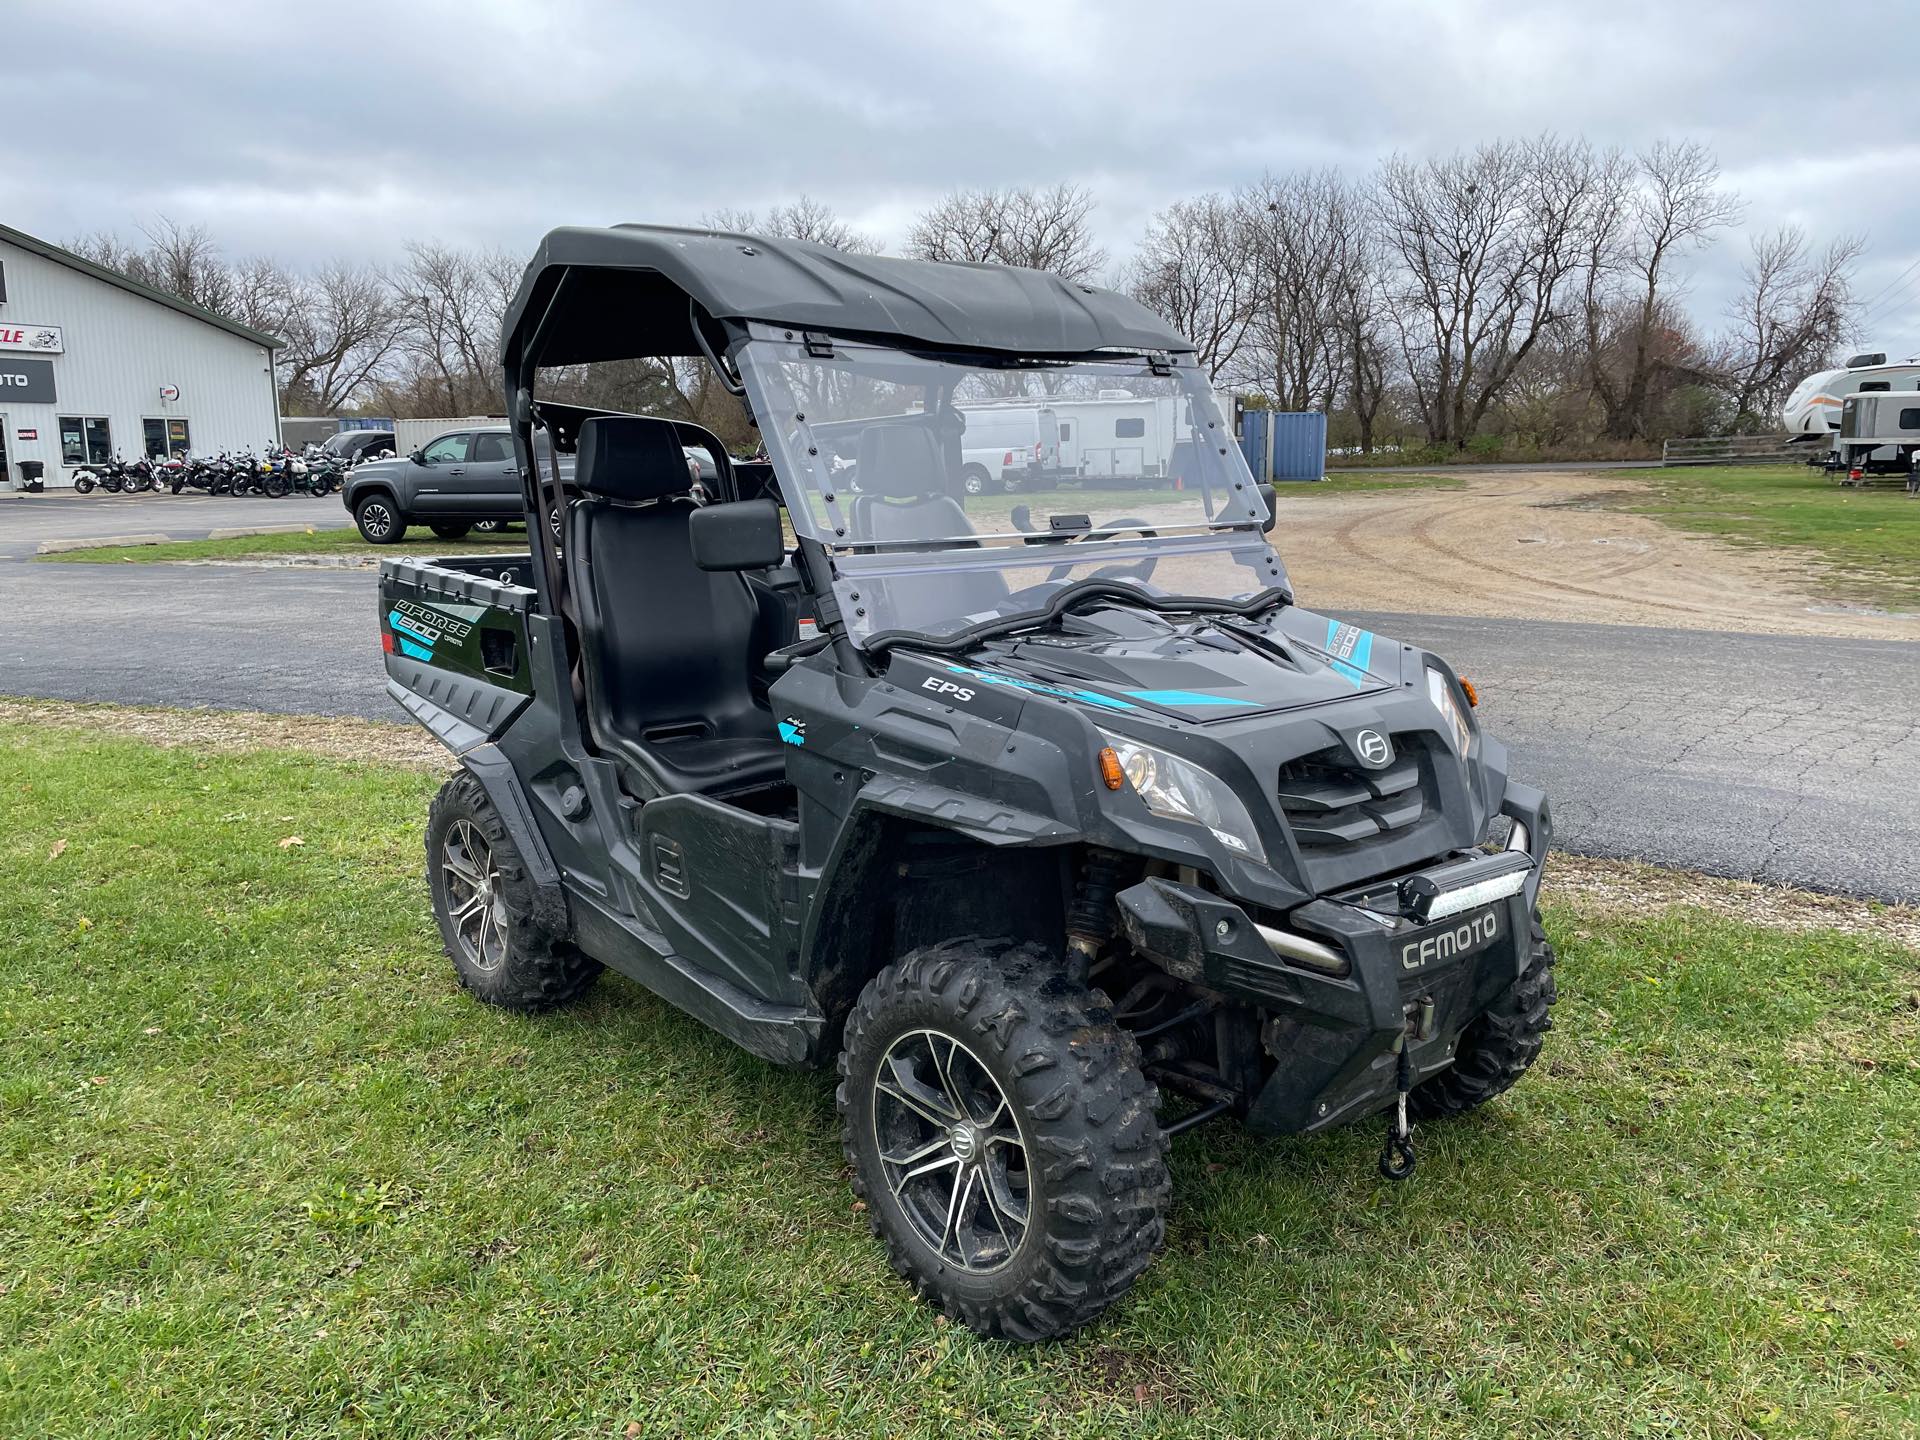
1458, 678, 1479, 708
1097, 746, 1127, 791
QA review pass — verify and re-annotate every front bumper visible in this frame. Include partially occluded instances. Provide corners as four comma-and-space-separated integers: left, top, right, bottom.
1116, 783, 1552, 1136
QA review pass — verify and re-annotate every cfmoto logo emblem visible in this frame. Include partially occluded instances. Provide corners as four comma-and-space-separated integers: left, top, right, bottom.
1354, 730, 1393, 767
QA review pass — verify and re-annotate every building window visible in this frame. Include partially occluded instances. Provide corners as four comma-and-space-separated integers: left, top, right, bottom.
143, 417, 192, 458
1058, 422, 1072, 442
1114, 417, 1146, 438
59, 416, 113, 466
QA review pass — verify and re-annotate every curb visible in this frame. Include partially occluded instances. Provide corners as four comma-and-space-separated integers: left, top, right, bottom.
37, 532, 173, 554
206, 525, 326, 540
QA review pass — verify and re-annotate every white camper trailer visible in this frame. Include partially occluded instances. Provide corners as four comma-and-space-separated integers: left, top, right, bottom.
1781, 349, 1920, 441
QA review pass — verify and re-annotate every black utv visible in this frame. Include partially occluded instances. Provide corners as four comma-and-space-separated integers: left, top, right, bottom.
378, 225, 1556, 1342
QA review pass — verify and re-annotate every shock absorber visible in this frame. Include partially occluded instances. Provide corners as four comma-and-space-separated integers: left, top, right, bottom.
1065, 847, 1128, 980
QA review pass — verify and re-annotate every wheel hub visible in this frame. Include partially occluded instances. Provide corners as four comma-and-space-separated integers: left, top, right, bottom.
947, 1124, 979, 1163
871, 1029, 1030, 1273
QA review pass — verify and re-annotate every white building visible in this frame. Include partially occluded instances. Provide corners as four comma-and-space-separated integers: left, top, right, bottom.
0, 223, 281, 489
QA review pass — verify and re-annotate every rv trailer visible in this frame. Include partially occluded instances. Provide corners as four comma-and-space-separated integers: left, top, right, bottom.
1781, 348, 1920, 441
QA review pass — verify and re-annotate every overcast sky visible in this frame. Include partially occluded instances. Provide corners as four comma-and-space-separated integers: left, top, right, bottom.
11, 0, 1919, 348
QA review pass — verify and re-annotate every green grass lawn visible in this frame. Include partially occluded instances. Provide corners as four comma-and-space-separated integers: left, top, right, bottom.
1, 724, 1916, 1438
38, 527, 529, 566
1619, 465, 1920, 611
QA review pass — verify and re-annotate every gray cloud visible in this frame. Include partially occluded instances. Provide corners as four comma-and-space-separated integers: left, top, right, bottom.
10, 0, 1918, 344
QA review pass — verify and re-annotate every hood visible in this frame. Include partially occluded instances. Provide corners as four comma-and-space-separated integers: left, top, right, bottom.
958, 604, 1400, 725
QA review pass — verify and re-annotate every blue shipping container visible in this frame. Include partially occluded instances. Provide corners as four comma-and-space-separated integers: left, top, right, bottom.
1238, 411, 1326, 482
338, 417, 396, 431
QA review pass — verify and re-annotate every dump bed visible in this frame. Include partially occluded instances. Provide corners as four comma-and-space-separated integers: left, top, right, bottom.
378, 554, 542, 753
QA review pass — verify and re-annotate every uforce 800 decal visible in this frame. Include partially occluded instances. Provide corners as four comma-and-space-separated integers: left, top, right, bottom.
1400, 907, 1499, 970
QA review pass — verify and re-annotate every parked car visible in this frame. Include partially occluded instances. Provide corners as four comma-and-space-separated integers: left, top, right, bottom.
344, 424, 717, 543
342, 427, 541, 543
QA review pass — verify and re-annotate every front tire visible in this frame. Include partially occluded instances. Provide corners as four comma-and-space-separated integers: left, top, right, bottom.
426, 770, 599, 1011
1410, 911, 1557, 1120
838, 938, 1170, 1341
355, 494, 407, 544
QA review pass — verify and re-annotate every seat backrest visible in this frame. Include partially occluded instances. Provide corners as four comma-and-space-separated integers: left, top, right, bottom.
567, 416, 771, 761
848, 423, 1009, 631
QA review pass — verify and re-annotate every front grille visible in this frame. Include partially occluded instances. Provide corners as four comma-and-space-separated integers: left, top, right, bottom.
1277, 744, 1425, 848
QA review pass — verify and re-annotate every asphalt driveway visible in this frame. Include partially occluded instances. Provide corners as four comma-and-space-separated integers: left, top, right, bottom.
0, 488, 352, 560
2, 559, 1914, 902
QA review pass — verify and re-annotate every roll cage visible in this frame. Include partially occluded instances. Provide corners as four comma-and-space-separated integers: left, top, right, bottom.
500, 224, 1202, 687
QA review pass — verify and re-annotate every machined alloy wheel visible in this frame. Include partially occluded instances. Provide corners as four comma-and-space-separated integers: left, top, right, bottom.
356, 495, 407, 544
872, 1028, 1030, 1273
440, 817, 508, 972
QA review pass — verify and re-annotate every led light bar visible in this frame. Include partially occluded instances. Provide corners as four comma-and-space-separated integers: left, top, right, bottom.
1399, 850, 1534, 922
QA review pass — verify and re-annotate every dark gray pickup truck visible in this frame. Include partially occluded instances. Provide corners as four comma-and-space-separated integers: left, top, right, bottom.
342, 426, 542, 543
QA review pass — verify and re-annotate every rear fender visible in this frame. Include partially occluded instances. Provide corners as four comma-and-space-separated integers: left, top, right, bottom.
458, 743, 570, 937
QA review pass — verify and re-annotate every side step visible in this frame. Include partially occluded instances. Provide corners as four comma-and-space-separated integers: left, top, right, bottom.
569, 890, 825, 1067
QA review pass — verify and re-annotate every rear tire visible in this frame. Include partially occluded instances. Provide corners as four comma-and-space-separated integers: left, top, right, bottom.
426, 770, 598, 1011
472, 519, 508, 534
838, 938, 1170, 1341
1409, 911, 1556, 1120
355, 494, 407, 544
430, 522, 473, 540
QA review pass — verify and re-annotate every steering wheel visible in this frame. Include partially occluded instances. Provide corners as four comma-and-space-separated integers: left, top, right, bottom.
1046, 517, 1160, 584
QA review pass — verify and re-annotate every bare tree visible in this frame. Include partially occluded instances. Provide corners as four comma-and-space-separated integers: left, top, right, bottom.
707, 195, 881, 253
274, 263, 405, 414
1238, 170, 1363, 411
388, 242, 520, 415
1374, 136, 1607, 445
1326, 186, 1394, 454
1581, 141, 1741, 439
1124, 194, 1253, 382
67, 217, 239, 316
1714, 226, 1863, 428
908, 185, 1107, 282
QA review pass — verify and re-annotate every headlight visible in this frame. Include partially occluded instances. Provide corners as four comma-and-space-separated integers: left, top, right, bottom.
1096, 730, 1268, 864
1426, 666, 1475, 753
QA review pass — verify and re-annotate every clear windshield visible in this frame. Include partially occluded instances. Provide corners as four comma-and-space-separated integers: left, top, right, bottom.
736, 327, 1288, 645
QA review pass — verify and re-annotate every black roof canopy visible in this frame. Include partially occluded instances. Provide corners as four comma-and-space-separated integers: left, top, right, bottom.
501, 224, 1190, 370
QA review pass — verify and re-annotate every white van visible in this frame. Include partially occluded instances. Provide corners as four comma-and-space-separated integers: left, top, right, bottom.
956, 403, 1060, 493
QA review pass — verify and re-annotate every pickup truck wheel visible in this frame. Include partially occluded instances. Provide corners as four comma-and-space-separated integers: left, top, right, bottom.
838, 938, 1169, 1341
354, 495, 407, 544
1410, 911, 1556, 1120
960, 465, 990, 497
426, 771, 598, 1012
472, 519, 508, 534
430, 522, 473, 540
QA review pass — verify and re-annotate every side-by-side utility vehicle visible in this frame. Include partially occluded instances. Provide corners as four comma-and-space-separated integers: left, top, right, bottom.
378, 225, 1557, 1341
